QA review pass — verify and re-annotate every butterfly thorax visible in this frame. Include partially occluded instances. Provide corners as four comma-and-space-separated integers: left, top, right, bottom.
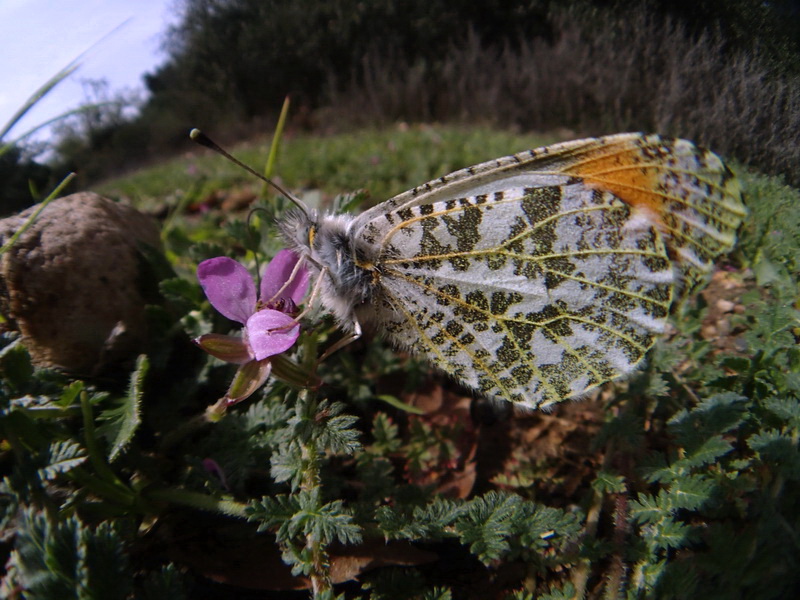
279, 208, 379, 331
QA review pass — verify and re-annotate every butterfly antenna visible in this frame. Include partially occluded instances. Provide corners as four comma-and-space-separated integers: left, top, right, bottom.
189, 128, 309, 215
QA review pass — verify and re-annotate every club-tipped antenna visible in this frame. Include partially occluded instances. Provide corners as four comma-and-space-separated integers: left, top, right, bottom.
189, 128, 309, 215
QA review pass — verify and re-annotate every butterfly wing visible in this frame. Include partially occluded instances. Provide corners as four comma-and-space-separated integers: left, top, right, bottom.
358, 133, 745, 293
351, 134, 744, 407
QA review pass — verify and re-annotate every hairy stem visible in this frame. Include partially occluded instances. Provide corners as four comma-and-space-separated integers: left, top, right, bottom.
298, 389, 332, 597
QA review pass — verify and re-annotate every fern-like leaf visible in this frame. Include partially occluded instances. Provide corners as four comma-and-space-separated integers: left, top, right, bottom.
669, 474, 715, 511
455, 492, 521, 564
38, 440, 86, 481
11, 510, 134, 599
79, 522, 132, 599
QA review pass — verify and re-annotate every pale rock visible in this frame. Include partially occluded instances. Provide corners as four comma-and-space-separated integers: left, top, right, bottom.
0, 192, 162, 373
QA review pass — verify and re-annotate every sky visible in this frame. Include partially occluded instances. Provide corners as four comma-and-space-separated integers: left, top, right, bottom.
0, 0, 175, 142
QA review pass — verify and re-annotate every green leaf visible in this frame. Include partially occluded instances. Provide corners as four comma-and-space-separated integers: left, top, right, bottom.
642, 452, 677, 484
38, 441, 87, 481
645, 436, 731, 487
309, 499, 363, 545
645, 372, 671, 398
0, 340, 34, 390
652, 517, 693, 551
505, 591, 535, 600
517, 504, 582, 553
56, 381, 84, 408
455, 492, 521, 564
669, 475, 714, 511
80, 522, 132, 600
248, 491, 362, 546
753, 256, 782, 286
748, 429, 800, 480
262, 95, 290, 181
0, 173, 76, 257
629, 494, 662, 524
315, 402, 362, 455
99, 355, 148, 461
280, 490, 363, 546
12, 510, 133, 600
719, 355, 752, 374
536, 583, 577, 600
247, 494, 300, 535
270, 440, 304, 487
13, 510, 81, 599
376, 497, 465, 540
376, 393, 425, 414
159, 277, 202, 314
368, 412, 402, 454
668, 393, 748, 446
680, 436, 735, 470
375, 505, 430, 540
0, 56, 80, 142
592, 470, 627, 494
422, 587, 453, 600
763, 396, 800, 429
593, 411, 645, 451
744, 298, 798, 356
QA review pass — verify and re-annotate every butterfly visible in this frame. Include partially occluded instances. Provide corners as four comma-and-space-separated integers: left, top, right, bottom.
196, 131, 746, 409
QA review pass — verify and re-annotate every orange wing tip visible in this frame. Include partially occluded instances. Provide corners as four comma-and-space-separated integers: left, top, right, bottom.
565, 135, 745, 241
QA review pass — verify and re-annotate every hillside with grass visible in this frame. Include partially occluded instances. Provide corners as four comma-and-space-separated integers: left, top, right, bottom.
3, 0, 798, 215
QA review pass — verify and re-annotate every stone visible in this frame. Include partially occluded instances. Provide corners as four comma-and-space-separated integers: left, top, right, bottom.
0, 192, 162, 374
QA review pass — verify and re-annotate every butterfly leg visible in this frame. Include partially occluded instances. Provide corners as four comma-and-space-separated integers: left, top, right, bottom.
263, 254, 309, 307
291, 265, 363, 363
291, 264, 328, 322
317, 319, 362, 364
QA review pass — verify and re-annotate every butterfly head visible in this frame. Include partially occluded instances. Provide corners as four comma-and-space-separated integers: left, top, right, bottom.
279, 210, 358, 276
278, 206, 318, 255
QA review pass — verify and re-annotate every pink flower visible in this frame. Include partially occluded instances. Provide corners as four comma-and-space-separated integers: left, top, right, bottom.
194, 250, 309, 404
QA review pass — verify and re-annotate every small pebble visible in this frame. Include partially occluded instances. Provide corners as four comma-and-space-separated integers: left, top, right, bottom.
716, 299, 735, 313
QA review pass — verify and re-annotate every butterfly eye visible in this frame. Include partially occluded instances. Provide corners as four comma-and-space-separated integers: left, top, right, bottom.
308, 225, 316, 248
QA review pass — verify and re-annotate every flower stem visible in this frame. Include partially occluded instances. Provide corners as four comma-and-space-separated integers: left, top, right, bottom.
159, 399, 226, 452
147, 488, 248, 519
297, 388, 332, 597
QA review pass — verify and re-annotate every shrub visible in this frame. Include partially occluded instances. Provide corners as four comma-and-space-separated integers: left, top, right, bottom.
326, 8, 800, 185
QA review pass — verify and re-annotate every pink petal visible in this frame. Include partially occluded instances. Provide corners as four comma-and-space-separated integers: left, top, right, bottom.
193, 333, 253, 364
202, 458, 230, 490
260, 249, 310, 307
245, 309, 300, 360
197, 257, 257, 324
225, 358, 273, 404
